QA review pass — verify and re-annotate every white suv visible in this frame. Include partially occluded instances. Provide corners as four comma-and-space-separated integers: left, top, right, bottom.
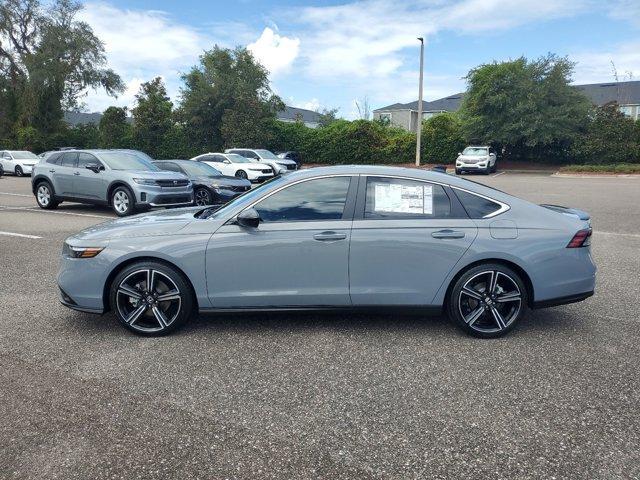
225, 148, 298, 175
455, 146, 497, 175
0, 150, 41, 176
191, 153, 274, 182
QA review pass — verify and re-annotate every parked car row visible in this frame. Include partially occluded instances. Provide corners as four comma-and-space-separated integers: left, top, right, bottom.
1, 150, 41, 176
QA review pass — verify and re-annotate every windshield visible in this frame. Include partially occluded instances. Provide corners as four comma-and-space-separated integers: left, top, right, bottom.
180, 161, 221, 177
463, 147, 488, 156
254, 149, 279, 159
99, 152, 160, 171
199, 175, 285, 219
10, 151, 39, 160
226, 154, 254, 164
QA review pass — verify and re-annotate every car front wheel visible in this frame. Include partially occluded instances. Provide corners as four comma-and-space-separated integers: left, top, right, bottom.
111, 186, 135, 216
235, 170, 248, 180
194, 187, 212, 206
447, 264, 527, 338
15, 166, 24, 177
35, 181, 59, 209
110, 261, 194, 336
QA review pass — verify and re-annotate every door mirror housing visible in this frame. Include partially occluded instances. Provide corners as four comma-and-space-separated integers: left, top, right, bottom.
237, 208, 260, 228
85, 163, 104, 173
223, 159, 231, 164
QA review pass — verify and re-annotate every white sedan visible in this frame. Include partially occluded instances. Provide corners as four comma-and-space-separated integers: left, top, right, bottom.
191, 153, 274, 183
0, 150, 41, 176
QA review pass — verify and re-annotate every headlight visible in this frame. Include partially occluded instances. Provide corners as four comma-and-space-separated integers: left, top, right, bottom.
63, 243, 104, 258
133, 178, 157, 185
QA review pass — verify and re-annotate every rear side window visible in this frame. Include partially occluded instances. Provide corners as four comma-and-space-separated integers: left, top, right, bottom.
254, 177, 351, 222
364, 177, 452, 219
454, 189, 503, 218
60, 152, 78, 167
46, 153, 62, 164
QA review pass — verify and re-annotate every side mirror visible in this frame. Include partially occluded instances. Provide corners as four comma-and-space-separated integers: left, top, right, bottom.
237, 208, 260, 228
86, 163, 104, 173
457, 152, 462, 156
223, 159, 231, 164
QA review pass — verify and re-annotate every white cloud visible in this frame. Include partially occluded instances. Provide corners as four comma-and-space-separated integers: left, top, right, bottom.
248, 27, 300, 75
572, 40, 640, 84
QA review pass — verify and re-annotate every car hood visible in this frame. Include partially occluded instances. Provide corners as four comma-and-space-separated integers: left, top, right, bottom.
193, 175, 251, 187
67, 207, 202, 243
18, 160, 39, 166
275, 159, 296, 165
458, 155, 488, 162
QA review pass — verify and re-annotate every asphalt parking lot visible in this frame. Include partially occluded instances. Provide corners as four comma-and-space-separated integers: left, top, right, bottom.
1, 171, 639, 479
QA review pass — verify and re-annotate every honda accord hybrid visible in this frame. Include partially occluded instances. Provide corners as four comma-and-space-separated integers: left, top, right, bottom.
58, 166, 596, 338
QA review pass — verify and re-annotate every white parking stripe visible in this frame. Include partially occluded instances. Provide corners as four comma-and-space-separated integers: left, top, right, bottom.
492, 172, 506, 177
0, 191, 31, 197
594, 231, 640, 238
0, 205, 111, 219
0, 231, 42, 239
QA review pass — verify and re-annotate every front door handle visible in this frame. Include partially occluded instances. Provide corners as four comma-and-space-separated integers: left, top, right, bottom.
49, 169, 56, 173
432, 229, 465, 239
73, 171, 81, 176
313, 231, 347, 242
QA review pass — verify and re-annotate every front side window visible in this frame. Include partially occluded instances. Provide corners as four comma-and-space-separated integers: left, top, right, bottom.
77, 153, 100, 168
454, 189, 503, 218
254, 177, 351, 223
226, 154, 254, 164
365, 177, 451, 219
9, 151, 39, 160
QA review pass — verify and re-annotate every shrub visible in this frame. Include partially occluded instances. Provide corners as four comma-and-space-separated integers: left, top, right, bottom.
421, 113, 465, 164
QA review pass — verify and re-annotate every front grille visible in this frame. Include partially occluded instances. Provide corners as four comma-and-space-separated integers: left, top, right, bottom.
231, 185, 250, 192
286, 164, 297, 171
157, 179, 190, 187
154, 195, 191, 205
262, 169, 272, 174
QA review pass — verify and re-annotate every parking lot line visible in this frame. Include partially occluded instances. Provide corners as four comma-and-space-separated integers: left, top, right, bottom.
0, 205, 112, 219
0, 231, 42, 239
594, 230, 640, 238
0, 191, 32, 197
492, 171, 506, 177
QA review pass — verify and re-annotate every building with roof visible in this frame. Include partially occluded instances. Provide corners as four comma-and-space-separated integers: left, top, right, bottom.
373, 80, 640, 132
64, 105, 323, 129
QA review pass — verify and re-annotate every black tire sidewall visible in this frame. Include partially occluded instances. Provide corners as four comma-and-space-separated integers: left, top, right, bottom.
447, 263, 528, 338
111, 186, 135, 217
195, 187, 212, 206
15, 166, 23, 177
235, 170, 248, 179
109, 261, 194, 336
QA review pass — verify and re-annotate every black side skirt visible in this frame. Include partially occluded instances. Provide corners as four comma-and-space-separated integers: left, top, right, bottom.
532, 291, 594, 309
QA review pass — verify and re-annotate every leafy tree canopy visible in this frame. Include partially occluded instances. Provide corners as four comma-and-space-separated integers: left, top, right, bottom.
132, 77, 173, 158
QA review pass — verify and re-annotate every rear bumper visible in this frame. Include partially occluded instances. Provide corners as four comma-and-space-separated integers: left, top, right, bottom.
532, 290, 594, 309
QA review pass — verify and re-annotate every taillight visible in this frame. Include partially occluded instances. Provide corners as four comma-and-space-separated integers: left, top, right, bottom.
567, 228, 592, 248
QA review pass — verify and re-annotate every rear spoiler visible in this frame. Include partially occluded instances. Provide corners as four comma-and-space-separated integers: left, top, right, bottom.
540, 204, 590, 221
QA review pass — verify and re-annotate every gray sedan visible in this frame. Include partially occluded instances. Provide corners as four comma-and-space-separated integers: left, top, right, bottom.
58, 166, 596, 338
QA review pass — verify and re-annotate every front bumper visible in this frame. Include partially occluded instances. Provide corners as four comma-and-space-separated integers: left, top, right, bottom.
58, 254, 109, 313
133, 185, 194, 207
456, 162, 487, 170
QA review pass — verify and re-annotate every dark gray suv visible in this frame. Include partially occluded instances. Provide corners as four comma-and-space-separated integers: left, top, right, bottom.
31, 150, 193, 216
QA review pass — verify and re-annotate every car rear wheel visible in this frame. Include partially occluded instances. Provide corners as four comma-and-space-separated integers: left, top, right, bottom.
235, 170, 248, 180
15, 166, 24, 177
194, 187, 212, 206
35, 181, 59, 209
447, 264, 527, 338
111, 186, 135, 217
110, 261, 194, 336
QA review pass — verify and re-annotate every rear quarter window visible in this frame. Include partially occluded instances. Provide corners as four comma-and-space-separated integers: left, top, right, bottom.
454, 189, 504, 218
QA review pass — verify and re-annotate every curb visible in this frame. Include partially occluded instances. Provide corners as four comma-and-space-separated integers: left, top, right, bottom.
552, 173, 640, 178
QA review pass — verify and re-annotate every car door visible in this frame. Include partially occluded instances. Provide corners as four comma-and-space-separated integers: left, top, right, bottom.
74, 152, 107, 200
349, 175, 478, 306
206, 175, 357, 307
52, 152, 78, 196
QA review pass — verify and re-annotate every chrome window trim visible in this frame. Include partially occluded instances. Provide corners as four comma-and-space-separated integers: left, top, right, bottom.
450, 186, 510, 218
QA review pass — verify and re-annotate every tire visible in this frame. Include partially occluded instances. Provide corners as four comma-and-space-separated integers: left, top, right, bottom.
491, 163, 497, 173
447, 263, 528, 338
194, 187, 213, 206
235, 170, 248, 180
110, 261, 194, 336
455, 169, 462, 175
111, 186, 135, 217
15, 166, 23, 177
35, 181, 59, 209
483, 165, 491, 175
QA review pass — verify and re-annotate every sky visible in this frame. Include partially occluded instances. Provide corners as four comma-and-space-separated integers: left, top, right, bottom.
78, 0, 640, 118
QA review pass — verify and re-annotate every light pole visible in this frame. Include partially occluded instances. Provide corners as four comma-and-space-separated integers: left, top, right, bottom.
415, 37, 424, 167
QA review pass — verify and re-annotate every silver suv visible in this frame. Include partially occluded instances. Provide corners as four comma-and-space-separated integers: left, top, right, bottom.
31, 149, 193, 216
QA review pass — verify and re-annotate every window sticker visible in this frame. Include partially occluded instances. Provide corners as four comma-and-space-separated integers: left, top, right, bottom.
374, 183, 433, 214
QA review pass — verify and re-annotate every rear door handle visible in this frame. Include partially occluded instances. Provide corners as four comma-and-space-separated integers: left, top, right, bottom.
432, 229, 465, 239
313, 231, 347, 242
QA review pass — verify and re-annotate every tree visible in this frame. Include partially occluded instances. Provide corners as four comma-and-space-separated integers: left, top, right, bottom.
460, 54, 590, 161
99, 106, 131, 149
177, 46, 283, 152
317, 108, 339, 127
132, 77, 173, 158
572, 103, 639, 164
421, 113, 465, 164
0, 0, 123, 137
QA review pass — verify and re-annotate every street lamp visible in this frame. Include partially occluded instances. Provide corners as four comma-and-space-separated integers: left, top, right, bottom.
415, 37, 424, 167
